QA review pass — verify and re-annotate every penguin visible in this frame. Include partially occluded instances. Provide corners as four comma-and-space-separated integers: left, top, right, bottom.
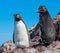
13, 14, 29, 48
36, 6, 56, 46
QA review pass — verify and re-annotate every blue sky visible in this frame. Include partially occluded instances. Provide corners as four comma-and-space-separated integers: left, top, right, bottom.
0, 0, 60, 46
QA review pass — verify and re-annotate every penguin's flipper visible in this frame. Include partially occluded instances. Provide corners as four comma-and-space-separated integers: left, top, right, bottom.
13, 33, 15, 43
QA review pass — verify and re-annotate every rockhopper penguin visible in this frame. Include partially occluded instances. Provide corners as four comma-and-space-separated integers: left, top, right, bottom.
37, 6, 56, 46
13, 14, 29, 48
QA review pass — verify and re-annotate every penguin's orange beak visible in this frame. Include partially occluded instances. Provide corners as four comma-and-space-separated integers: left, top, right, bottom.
36, 10, 40, 13
36, 9, 42, 13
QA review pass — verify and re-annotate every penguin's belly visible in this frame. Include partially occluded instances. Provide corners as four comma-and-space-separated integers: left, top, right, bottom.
41, 21, 56, 43
14, 21, 29, 47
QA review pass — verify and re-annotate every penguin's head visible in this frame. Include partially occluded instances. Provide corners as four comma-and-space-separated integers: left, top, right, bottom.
36, 6, 48, 13
14, 14, 22, 21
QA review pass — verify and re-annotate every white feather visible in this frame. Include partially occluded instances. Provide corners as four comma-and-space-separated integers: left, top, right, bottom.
14, 20, 29, 47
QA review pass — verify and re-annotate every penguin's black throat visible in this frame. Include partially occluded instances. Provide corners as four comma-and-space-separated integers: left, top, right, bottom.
15, 17, 20, 21
14, 14, 22, 21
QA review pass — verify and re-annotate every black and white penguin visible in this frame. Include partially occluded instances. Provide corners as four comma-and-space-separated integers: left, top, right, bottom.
36, 6, 56, 46
13, 14, 29, 48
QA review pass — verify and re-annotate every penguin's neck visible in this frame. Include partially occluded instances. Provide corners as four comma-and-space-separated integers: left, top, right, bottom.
39, 12, 51, 21
40, 11, 50, 17
15, 20, 22, 24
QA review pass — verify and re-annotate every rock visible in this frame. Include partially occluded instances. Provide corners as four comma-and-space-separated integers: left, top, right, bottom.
1, 40, 60, 53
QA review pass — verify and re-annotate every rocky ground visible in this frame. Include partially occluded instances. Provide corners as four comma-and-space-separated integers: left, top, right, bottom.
0, 40, 60, 53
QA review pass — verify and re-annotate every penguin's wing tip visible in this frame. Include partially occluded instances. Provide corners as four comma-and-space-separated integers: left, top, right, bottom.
13, 33, 15, 43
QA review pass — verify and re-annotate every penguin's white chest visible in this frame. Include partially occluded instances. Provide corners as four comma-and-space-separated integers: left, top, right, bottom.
14, 20, 29, 47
